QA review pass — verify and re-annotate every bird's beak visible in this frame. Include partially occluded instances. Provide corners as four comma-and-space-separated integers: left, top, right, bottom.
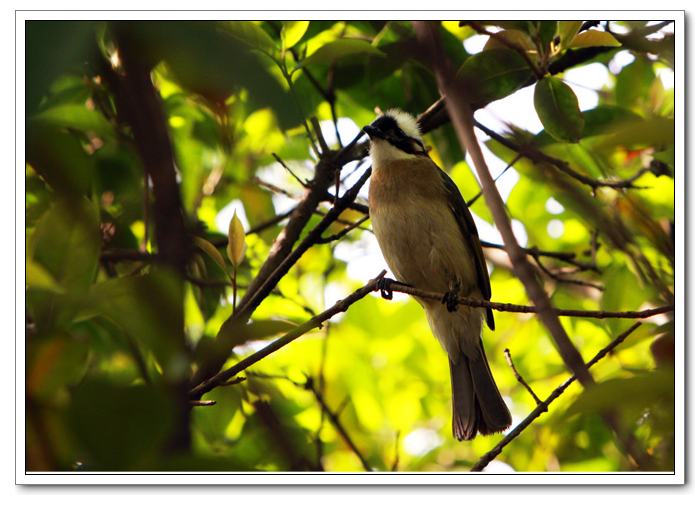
362, 124, 385, 140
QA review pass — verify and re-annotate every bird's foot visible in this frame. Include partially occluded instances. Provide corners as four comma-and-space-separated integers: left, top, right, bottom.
442, 279, 462, 313
377, 278, 413, 300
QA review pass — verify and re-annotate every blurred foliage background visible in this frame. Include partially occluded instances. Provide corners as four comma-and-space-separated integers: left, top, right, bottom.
25, 19, 675, 473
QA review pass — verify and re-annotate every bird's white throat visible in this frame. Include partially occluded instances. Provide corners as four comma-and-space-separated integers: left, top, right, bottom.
369, 138, 416, 167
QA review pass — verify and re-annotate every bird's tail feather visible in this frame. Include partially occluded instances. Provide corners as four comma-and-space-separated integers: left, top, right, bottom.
449, 341, 511, 441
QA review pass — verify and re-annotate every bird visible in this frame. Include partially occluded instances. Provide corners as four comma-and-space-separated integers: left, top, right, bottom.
362, 108, 511, 441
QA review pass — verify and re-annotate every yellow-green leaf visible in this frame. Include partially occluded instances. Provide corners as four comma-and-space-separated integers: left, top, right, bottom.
282, 21, 309, 50
568, 30, 621, 49
227, 211, 247, 266
27, 258, 64, 293
298, 39, 385, 68
194, 237, 228, 276
557, 21, 583, 49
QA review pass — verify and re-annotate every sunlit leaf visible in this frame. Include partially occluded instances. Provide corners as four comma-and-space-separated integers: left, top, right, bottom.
615, 57, 655, 109
222, 21, 276, 55
566, 369, 673, 417
26, 258, 64, 293
558, 21, 583, 49
227, 210, 247, 266
282, 21, 309, 49
298, 39, 385, 68
568, 30, 621, 49
535, 105, 641, 146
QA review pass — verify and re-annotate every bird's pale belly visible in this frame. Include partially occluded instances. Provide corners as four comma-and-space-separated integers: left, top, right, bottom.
370, 197, 478, 297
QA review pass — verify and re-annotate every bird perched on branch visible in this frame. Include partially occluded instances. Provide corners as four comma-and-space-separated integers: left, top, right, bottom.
363, 109, 511, 440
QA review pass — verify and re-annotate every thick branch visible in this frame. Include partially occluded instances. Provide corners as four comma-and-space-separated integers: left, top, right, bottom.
189, 271, 386, 399
107, 25, 191, 453
471, 322, 642, 471
379, 278, 673, 319
113, 31, 189, 274
413, 21, 594, 386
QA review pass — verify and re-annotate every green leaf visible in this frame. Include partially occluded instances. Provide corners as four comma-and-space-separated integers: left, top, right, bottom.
216, 318, 298, 349
140, 21, 299, 128
457, 49, 533, 105
221, 21, 276, 55
591, 115, 673, 150
298, 39, 385, 68
566, 369, 673, 418
26, 258, 64, 293
558, 21, 583, 49
30, 104, 114, 137
532, 21, 557, 51
30, 199, 100, 293
67, 380, 175, 469
281, 21, 309, 49
194, 236, 229, 277
535, 105, 641, 146
568, 30, 621, 49
27, 121, 94, 197
615, 58, 655, 109
81, 272, 185, 375
483, 29, 537, 54
26, 21, 97, 114
28, 332, 89, 399
534, 76, 585, 143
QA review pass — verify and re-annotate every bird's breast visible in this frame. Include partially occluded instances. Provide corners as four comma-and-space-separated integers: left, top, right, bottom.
368, 159, 478, 295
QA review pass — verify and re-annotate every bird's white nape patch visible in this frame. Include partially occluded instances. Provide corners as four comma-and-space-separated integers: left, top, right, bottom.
384, 108, 422, 140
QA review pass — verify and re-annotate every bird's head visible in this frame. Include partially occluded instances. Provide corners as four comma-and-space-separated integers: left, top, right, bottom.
363, 109, 427, 160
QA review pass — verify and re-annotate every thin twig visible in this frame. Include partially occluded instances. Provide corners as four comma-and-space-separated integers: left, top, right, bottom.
504, 348, 542, 405
391, 431, 401, 472
317, 215, 371, 244
471, 322, 643, 471
246, 208, 296, 236
272, 153, 308, 187
465, 154, 521, 208
305, 377, 373, 472
474, 120, 650, 191
310, 116, 330, 154
531, 254, 604, 291
190, 400, 217, 407
481, 242, 600, 273
189, 271, 387, 399
378, 278, 672, 319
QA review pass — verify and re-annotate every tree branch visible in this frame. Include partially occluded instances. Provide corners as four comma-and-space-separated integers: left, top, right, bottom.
378, 278, 672, 320
474, 120, 650, 191
504, 348, 542, 406
106, 25, 192, 453
305, 377, 373, 472
471, 322, 643, 471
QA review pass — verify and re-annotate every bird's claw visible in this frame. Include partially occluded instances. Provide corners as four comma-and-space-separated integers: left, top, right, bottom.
377, 278, 394, 300
442, 280, 461, 312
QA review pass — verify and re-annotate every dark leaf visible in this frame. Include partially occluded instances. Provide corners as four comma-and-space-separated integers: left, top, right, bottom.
534, 76, 585, 143
457, 49, 533, 105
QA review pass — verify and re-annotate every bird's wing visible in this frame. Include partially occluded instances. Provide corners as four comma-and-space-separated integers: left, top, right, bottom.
434, 161, 495, 331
